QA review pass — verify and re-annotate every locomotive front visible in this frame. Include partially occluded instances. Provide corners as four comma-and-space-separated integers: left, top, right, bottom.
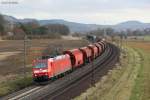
32, 59, 49, 81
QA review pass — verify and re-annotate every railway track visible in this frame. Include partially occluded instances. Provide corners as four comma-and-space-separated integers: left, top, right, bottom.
1, 43, 119, 100
45, 43, 119, 100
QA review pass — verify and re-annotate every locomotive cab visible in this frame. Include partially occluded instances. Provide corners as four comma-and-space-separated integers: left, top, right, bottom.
32, 59, 49, 81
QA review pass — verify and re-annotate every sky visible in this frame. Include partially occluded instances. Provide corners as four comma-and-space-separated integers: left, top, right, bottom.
0, 0, 150, 25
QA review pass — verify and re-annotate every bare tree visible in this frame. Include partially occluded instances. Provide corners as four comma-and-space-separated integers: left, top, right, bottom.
0, 14, 5, 36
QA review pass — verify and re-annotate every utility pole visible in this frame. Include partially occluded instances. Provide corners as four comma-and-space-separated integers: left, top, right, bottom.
23, 35, 28, 78
91, 39, 95, 87
120, 34, 123, 50
91, 58, 95, 87
103, 20, 107, 40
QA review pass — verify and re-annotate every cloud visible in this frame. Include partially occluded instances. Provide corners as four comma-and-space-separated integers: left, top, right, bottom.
0, 0, 150, 24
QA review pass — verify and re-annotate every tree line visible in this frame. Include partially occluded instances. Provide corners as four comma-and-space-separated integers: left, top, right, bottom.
0, 14, 5, 36
19, 22, 70, 36
1, 13, 150, 40
88, 28, 150, 37
0, 14, 70, 39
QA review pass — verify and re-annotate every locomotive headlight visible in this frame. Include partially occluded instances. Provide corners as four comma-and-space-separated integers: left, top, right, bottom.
34, 70, 40, 73
34, 74, 37, 76
42, 69, 48, 72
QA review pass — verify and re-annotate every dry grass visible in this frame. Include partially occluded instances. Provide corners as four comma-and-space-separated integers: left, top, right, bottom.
0, 39, 88, 76
127, 41, 150, 100
75, 47, 142, 100
75, 41, 150, 100
0, 38, 88, 96
0, 75, 33, 97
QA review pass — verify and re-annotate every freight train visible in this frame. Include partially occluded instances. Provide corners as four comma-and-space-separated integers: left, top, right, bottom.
32, 41, 106, 82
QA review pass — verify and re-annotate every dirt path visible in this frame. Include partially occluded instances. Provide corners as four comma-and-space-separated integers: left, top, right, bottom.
0, 51, 21, 60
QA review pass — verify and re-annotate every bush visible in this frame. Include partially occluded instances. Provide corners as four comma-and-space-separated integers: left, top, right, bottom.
0, 76, 33, 97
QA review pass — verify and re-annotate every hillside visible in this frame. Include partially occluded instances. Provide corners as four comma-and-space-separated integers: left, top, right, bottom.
3, 15, 150, 32
114, 21, 150, 30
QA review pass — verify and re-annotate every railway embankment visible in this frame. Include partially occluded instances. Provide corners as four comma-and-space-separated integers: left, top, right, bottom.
75, 42, 147, 100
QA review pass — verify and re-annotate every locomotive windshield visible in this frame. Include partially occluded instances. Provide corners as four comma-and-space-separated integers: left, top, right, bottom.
34, 62, 47, 68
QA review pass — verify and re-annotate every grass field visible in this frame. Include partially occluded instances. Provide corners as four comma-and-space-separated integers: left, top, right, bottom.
0, 39, 88, 75
128, 41, 150, 100
74, 41, 150, 100
144, 35, 150, 41
0, 38, 88, 97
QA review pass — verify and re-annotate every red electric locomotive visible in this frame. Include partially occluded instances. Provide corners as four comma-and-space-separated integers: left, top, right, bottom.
47, 54, 72, 78
32, 54, 72, 81
32, 59, 49, 81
